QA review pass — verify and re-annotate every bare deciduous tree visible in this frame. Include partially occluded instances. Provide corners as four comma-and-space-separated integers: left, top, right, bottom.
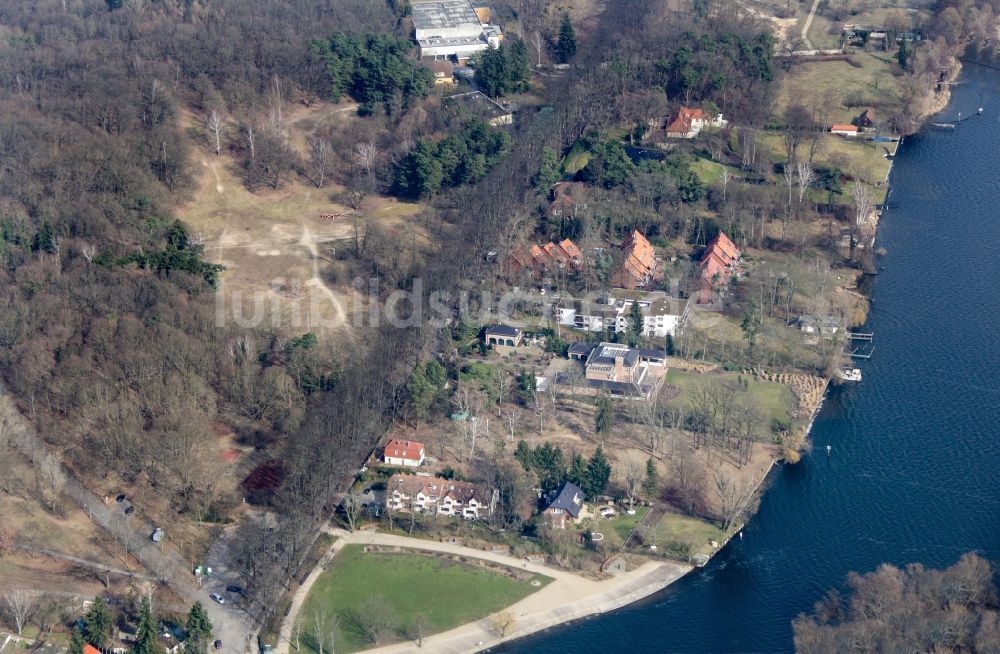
618, 454, 646, 510
851, 179, 876, 259
353, 141, 377, 180
310, 606, 337, 654
245, 124, 256, 163
357, 596, 395, 645
796, 161, 815, 203
491, 611, 517, 637
852, 179, 875, 227
309, 137, 333, 188
3, 589, 37, 635
207, 108, 225, 155
504, 407, 520, 442
37, 456, 65, 513
719, 167, 731, 203
342, 494, 364, 533
406, 613, 429, 647
714, 470, 759, 532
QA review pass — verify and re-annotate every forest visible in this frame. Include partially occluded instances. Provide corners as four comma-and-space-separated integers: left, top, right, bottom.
793, 553, 1000, 652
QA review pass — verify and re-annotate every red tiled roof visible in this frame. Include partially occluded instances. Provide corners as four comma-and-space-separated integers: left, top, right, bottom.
707, 231, 739, 262
559, 238, 583, 261
508, 238, 583, 276
699, 250, 730, 277
543, 242, 570, 265
84, 645, 101, 654
666, 106, 707, 135
384, 439, 425, 462
830, 124, 858, 133
614, 230, 656, 289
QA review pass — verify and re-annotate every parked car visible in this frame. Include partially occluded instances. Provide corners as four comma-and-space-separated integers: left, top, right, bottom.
124, 506, 134, 515
226, 585, 243, 594
115, 494, 126, 503
213, 641, 222, 650
599, 507, 616, 519
210, 593, 225, 605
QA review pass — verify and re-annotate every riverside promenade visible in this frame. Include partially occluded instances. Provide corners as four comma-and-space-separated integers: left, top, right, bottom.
277, 528, 691, 654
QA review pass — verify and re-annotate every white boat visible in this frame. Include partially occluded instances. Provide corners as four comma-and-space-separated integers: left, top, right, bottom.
837, 368, 862, 382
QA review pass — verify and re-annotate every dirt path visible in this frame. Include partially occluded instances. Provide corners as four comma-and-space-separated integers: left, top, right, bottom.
16, 546, 156, 581
298, 224, 346, 327
276, 528, 690, 654
801, 0, 822, 50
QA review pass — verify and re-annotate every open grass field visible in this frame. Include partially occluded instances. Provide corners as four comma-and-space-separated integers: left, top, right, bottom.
654, 512, 725, 557
296, 545, 549, 652
663, 368, 799, 432
689, 156, 727, 185
756, 131, 891, 203
577, 506, 650, 547
775, 54, 903, 126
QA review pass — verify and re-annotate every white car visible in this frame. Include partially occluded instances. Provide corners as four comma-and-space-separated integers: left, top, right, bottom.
599, 507, 616, 519
210, 593, 225, 605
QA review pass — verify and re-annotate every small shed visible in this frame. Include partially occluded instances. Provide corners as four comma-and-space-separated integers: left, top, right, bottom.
831, 124, 859, 137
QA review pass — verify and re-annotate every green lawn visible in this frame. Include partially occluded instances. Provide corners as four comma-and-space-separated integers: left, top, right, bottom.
577, 506, 650, 547
774, 54, 903, 126
689, 157, 728, 185
663, 368, 798, 432
297, 545, 549, 652
654, 512, 725, 557
562, 144, 591, 176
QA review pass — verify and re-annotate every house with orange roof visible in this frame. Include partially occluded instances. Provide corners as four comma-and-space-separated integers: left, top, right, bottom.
696, 231, 741, 303
706, 231, 740, 263
830, 124, 859, 137
612, 230, 659, 290
558, 238, 583, 261
508, 238, 584, 279
383, 439, 426, 467
665, 106, 728, 138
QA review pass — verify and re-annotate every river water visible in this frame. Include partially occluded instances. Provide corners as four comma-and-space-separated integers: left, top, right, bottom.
504, 65, 1000, 653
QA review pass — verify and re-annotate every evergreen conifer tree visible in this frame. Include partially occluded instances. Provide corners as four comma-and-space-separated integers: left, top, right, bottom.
556, 14, 577, 63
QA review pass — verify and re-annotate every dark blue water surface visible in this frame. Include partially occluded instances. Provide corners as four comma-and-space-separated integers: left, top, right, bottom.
505, 65, 1000, 653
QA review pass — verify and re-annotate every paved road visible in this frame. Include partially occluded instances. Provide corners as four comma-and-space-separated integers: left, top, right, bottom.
0, 387, 256, 654
277, 528, 691, 654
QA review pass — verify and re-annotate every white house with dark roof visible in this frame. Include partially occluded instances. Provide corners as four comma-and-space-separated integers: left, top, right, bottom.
542, 481, 585, 529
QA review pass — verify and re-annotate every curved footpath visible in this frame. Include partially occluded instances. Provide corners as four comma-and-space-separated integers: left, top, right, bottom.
277, 528, 691, 654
